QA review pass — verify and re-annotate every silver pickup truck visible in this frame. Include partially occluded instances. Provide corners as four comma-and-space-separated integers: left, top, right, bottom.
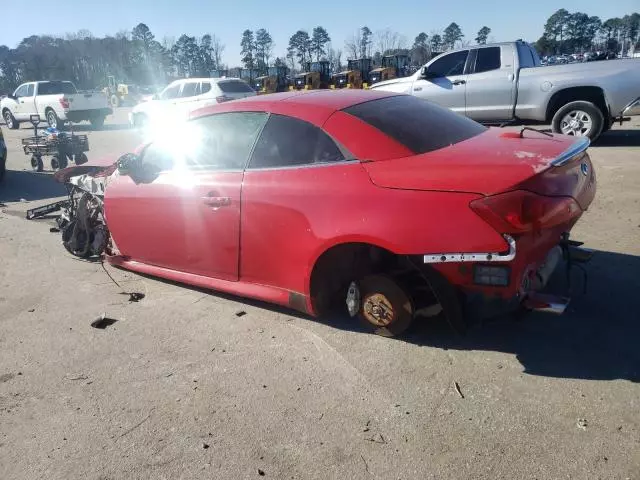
370, 40, 640, 140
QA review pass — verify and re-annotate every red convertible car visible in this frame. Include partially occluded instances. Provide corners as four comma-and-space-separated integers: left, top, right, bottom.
57, 90, 596, 336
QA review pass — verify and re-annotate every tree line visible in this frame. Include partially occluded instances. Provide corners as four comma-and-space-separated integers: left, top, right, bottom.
535, 10, 640, 55
1, 10, 638, 94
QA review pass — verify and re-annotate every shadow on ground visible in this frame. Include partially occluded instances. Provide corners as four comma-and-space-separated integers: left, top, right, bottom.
106, 248, 639, 384
592, 128, 640, 147
0, 170, 65, 203
69, 123, 132, 132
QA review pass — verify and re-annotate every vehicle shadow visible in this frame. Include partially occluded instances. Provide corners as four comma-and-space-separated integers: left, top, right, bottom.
402, 249, 640, 383
67, 123, 132, 133
113, 249, 639, 383
592, 128, 640, 147
0, 170, 66, 203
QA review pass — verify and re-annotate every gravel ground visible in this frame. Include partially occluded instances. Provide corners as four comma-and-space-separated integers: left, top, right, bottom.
1, 110, 639, 480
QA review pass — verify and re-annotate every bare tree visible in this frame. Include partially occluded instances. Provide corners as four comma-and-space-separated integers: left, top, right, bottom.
344, 29, 362, 60
210, 35, 225, 70
375, 29, 407, 55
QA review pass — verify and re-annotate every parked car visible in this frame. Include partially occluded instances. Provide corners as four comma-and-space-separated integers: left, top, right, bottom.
129, 77, 256, 128
56, 90, 596, 337
0, 124, 6, 182
1, 81, 112, 130
370, 40, 640, 140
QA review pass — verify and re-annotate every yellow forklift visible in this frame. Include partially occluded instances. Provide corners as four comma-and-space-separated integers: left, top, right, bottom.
254, 66, 290, 94
368, 54, 411, 86
330, 58, 373, 89
290, 61, 331, 90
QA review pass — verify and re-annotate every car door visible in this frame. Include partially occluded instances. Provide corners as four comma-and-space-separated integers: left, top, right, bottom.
240, 113, 351, 292
104, 111, 268, 281
12, 83, 34, 121
411, 50, 470, 115
464, 46, 517, 121
173, 80, 201, 117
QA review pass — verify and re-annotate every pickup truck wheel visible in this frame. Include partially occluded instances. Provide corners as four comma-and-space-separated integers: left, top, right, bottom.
3, 110, 18, 130
90, 116, 105, 129
46, 109, 60, 129
552, 101, 604, 140
356, 275, 414, 337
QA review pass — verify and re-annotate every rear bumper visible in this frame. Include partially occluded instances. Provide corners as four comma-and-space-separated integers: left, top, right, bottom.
431, 231, 592, 321
66, 108, 112, 122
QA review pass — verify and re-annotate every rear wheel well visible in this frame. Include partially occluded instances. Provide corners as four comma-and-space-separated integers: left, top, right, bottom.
309, 243, 462, 328
545, 87, 609, 123
309, 243, 394, 316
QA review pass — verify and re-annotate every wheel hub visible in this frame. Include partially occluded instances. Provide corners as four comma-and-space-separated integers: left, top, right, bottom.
560, 110, 592, 136
363, 293, 395, 327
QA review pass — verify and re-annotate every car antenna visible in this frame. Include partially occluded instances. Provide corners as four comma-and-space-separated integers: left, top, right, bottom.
520, 126, 553, 138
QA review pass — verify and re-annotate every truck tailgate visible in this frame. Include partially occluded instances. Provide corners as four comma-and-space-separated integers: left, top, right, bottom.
68, 92, 109, 111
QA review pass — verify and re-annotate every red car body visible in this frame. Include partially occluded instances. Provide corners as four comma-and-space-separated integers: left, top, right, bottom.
91, 90, 595, 332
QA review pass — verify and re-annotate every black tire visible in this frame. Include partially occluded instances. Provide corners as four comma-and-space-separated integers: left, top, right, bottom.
31, 155, 44, 172
110, 95, 120, 109
3, 109, 18, 130
46, 109, 60, 129
551, 100, 604, 141
50, 156, 60, 171
90, 116, 105, 129
74, 153, 88, 165
357, 275, 414, 337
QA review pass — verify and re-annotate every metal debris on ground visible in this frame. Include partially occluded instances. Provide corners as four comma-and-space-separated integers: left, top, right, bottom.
258, 469, 265, 476
454, 381, 465, 399
235, 310, 247, 317
365, 433, 387, 444
202, 443, 210, 449
577, 418, 588, 430
126, 292, 145, 302
91, 313, 118, 329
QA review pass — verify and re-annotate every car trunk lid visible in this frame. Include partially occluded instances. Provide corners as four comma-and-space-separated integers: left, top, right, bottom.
363, 128, 591, 202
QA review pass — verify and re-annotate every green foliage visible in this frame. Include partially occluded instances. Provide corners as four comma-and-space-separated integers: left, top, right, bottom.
311, 26, 331, 62
475, 26, 491, 45
443, 23, 463, 49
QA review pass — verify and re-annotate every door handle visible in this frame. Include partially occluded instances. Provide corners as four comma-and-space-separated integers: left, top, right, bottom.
452, 79, 466, 86
414, 87, 422, 92
202, 195, 231, 208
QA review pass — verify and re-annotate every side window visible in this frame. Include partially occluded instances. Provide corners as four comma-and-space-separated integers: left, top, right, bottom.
474, 47, 501, 73
186, 112, 268, 170
249, 114, 345, 169
25, 84, 35, 96
159, 83, 181, 100
140, 143, 176, 173
200, 82, 212, 95
429, 50, 469, 77
516, 43, 534, 68
180, 82, 199, 98
14, 84, 29, 98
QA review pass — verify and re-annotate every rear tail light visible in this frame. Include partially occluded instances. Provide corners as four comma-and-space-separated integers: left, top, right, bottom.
216, 95, 231, 103
470, 190, 581, 234
59, 98, 70, 109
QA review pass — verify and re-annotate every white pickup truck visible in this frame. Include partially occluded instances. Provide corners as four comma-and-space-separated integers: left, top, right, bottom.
1, 81, 112, 130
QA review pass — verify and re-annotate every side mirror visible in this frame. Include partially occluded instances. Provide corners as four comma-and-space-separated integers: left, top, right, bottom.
421, 67, 439, 79
116, 153, 139, 176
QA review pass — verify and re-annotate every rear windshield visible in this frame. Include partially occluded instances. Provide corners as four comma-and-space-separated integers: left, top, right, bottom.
37, 81, 77, 95
217, 80, 254, 94
343, 95, 487, 154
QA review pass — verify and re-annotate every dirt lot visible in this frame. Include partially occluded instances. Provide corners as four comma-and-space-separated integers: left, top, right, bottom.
1, 110, 639, 480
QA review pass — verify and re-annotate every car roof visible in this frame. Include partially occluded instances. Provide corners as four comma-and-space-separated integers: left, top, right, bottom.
194, 89, 399, 118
